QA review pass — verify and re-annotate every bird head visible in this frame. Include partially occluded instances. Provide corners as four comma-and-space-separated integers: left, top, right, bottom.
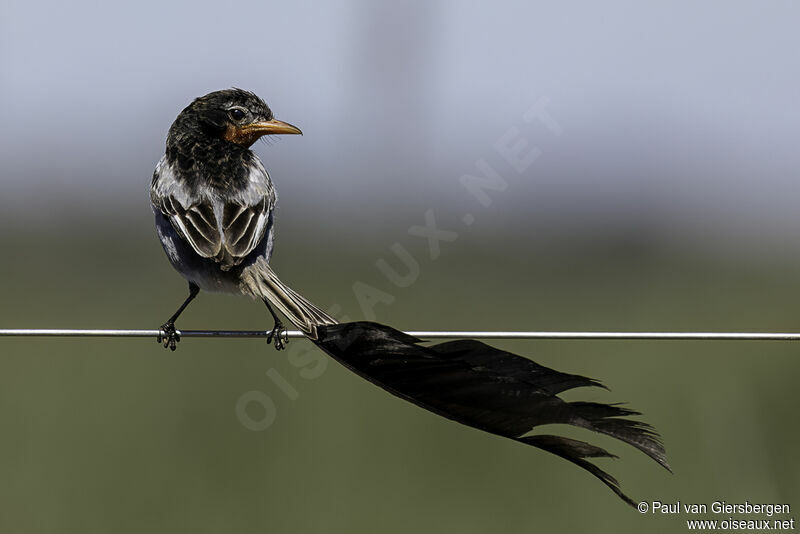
170, 88, 302, 148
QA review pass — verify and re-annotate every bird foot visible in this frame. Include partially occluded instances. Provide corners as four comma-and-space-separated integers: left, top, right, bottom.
158, 322, 181, 351
267, 321, 288, 351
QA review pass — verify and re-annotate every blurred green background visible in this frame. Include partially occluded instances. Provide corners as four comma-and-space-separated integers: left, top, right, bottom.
0, 223, 797, 533
2, 1, 800, 532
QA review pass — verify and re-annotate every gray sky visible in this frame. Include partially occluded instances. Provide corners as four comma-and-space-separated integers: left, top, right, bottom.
2, 0, 799, 250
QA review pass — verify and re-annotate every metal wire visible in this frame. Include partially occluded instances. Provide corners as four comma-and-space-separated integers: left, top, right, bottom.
1, 328, 800, 340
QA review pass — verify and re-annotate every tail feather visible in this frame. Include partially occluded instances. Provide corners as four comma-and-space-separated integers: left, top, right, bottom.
429, 339, 607, 394
519, 435, 636, 507
313, 322, 669, 506
567, 401, 670, 470
238, 268, 668, 505
239, 258, 337, 339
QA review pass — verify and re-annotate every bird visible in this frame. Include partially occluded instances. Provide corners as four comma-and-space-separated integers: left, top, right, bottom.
151, 88, 669, 506
150, 88, 335, 351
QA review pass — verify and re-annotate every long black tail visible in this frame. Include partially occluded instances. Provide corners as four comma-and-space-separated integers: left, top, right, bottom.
313, 322, 669, 507
253, 268, 669, 505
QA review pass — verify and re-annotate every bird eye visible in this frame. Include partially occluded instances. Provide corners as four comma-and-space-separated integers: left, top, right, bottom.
229, 108, 246, 121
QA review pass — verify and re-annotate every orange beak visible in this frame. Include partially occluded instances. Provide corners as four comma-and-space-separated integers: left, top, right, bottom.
225, 118, 302, 145
240, 118, 302, 136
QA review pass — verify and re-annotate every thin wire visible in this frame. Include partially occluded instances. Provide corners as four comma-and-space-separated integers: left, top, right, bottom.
1, 328, 800, 340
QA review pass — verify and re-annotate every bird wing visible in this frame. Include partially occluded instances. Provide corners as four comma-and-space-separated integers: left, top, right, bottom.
150, 156, 276, 270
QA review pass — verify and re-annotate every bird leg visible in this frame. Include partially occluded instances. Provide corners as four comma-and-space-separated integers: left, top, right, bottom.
158, 282, 200, 351
263, 300, 288, 350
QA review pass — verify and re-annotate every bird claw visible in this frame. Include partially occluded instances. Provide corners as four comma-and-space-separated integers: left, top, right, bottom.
158, 322, 180, 351
267, 321, 288, 351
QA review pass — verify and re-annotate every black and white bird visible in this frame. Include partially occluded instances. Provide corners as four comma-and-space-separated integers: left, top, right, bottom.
151, 89, 335, 350
151, 88, 669, 506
